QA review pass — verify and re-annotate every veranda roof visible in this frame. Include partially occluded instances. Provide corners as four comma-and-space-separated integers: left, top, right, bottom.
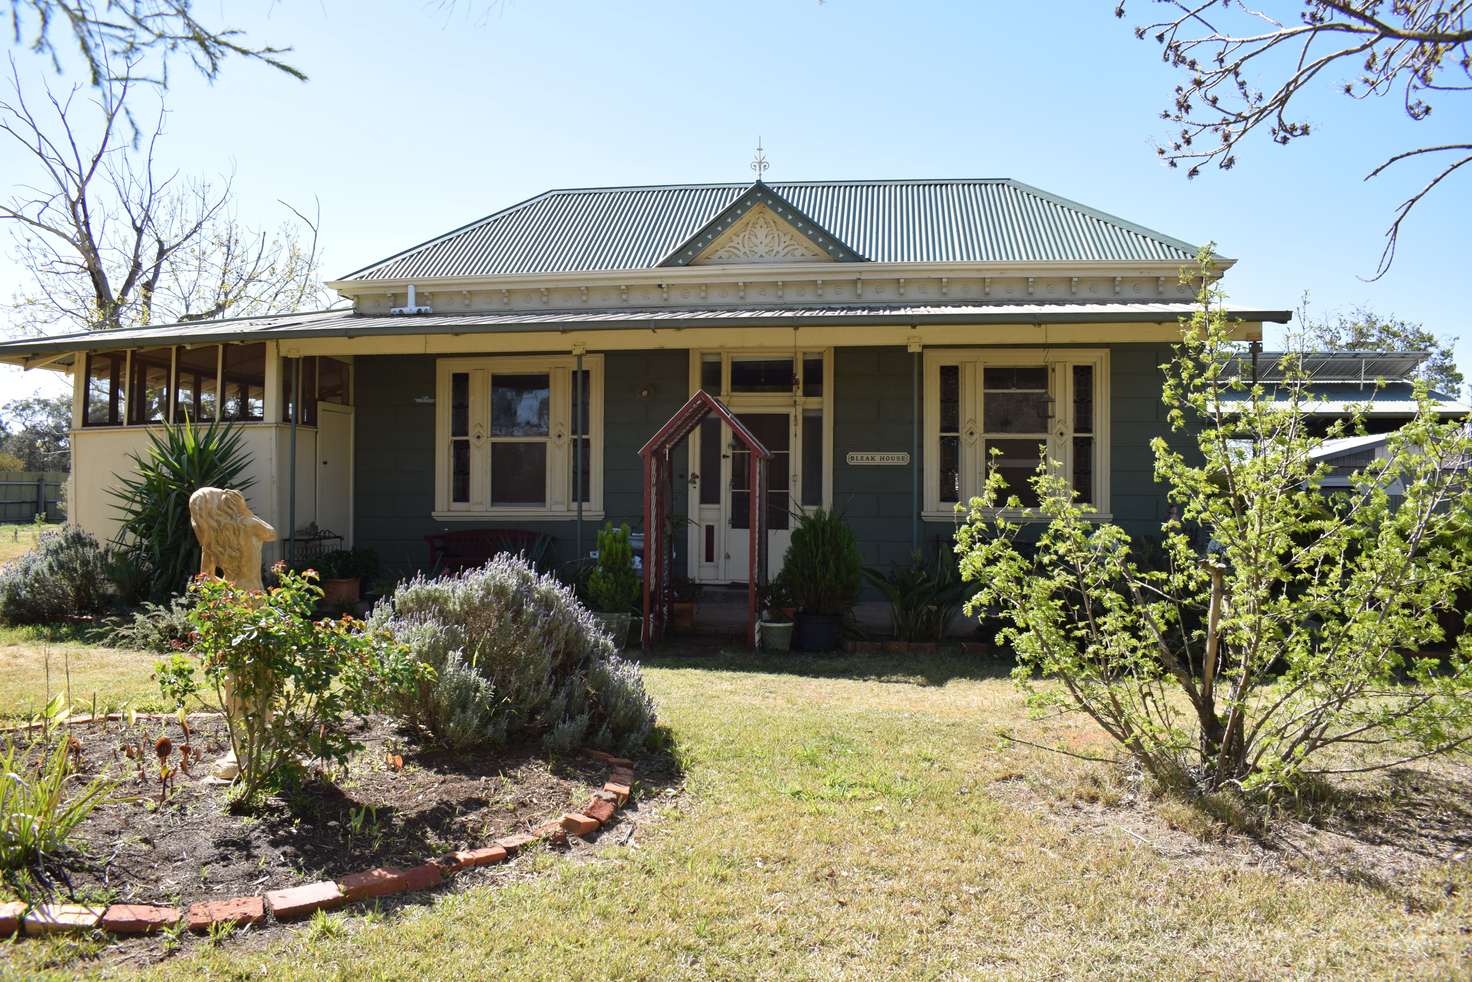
0, 301, 1292, 365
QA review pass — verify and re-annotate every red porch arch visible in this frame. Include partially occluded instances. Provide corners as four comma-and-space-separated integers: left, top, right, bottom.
639, 390, 770, 650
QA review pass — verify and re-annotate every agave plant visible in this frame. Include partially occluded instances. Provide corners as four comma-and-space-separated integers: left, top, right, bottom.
864, 548, 969, 642
109, 417, 254, 603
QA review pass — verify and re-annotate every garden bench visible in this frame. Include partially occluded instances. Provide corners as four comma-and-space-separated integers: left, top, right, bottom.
424, 528, 553, 574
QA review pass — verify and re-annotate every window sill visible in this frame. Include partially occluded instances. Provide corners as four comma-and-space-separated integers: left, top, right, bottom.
922, 509, 1114, 523
432, 509, 605, 522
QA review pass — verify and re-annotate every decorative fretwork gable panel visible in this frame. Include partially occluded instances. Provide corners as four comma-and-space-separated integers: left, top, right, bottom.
693, 206, 829, 265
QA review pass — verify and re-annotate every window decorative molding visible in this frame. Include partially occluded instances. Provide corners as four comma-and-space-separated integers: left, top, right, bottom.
433, 354, 604, 519
923, 348, 1109, 519
694, 206, 832, 265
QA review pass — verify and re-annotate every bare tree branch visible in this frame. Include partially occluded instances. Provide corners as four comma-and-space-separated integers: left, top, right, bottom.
7, 0, 306, 88
0, 60, 326, 336
1119, 1, 1472, 278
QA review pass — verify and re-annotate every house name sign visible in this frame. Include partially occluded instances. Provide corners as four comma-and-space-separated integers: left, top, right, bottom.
845, 451, 910, 466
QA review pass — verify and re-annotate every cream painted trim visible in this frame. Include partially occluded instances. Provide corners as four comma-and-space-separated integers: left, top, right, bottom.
281, 321, 1262, 359
922, 347, 1111, 516
433, 354, 605, 517
327, 258, 1235, 294
682, 347, 833, 582
921, 509, 1115, 523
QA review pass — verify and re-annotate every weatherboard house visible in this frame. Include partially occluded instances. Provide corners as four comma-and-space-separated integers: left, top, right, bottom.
0, 177, 1294, 613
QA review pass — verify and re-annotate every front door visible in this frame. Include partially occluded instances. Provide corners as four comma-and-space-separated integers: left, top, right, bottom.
720, 411, 792, 582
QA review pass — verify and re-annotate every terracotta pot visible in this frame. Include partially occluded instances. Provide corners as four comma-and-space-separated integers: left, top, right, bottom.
322, 576, 361, 607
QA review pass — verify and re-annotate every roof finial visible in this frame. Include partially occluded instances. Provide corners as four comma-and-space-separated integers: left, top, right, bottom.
750, 138, 769, 181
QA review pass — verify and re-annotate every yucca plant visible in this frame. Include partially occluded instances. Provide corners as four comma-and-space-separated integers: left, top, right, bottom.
779, 508, 862, 616
110, 417, 254, 604
0, 731, 114, 877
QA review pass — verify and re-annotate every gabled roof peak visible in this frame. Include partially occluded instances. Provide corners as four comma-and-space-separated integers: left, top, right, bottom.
659, 181, 864, 266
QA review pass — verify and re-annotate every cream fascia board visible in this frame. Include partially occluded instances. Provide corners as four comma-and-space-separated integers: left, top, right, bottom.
282, 321, 1263, 360
326, 257, 1236, 295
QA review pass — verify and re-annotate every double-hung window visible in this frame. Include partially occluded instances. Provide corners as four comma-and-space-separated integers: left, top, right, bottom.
434, 355, 603, 518
924, 349, 1108, 517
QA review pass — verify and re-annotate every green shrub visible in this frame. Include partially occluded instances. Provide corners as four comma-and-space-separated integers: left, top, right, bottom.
0, 730, 114, 876
0, 527, 114, 625
959, 253, 1472, 795
864, 548, 968, 641
779, 508, 862, 616
164, 567, 423, 810
587, 522, 639, 613
110, 417, 254, 604
102, 595, 196, 652
369, 553, 656, 755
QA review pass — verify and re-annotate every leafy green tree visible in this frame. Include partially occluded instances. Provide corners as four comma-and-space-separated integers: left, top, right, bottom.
957, 251, 1472, 796
1293, 304, 1463, 395
0, 395, 70, 471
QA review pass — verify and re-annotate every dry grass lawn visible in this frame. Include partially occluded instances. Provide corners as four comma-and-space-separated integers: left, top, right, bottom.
0, 520, 62, 565
0, 626, 169, 719
2, 645, 1469, 979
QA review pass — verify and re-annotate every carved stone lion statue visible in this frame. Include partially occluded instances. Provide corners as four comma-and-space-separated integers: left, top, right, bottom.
188, 487, 276, 592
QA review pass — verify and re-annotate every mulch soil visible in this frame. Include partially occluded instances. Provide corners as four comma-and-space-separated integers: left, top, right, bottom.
18, 714, 628, 907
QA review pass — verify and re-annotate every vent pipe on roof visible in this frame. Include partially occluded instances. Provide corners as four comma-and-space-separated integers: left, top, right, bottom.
390, 284, 433, 316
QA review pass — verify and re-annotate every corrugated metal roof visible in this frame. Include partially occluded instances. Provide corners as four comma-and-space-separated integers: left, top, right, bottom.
342, 179, 1205, 281
1227, 350, 1429, 383
0, 300, 1287, 361
1219, 382, 1468, 416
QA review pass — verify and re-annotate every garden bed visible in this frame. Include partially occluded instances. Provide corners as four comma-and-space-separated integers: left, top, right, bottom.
18, 713, 627, 907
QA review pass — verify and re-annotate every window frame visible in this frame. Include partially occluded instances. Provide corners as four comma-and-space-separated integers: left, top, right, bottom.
82, 351, 127, 427
433, 354, 604, 520
922, 348, 1109, 520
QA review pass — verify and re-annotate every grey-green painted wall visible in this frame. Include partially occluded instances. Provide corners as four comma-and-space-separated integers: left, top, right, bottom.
352, 350, 688, 576
353, 344, 1187, 580
833, 344, 1186, 577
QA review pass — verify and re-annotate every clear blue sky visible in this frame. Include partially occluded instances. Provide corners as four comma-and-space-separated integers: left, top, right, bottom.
3, 0, 1469, 400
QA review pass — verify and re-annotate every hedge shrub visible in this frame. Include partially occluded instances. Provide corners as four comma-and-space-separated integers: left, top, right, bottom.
369, 554, 656, 755
0, 527, 113, 625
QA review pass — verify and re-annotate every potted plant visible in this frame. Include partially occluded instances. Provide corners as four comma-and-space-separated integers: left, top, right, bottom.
312, 547, 379, 608
778, 508, 862, 652
670, 576, 702, 633
588, 522, 639, 647
757, 577, 794, 654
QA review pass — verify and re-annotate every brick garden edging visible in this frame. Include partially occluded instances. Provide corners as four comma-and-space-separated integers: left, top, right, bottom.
0, 750, 637, 943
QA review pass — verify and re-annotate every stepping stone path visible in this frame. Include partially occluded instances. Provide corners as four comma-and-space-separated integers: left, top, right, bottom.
0, 750, 642, 949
